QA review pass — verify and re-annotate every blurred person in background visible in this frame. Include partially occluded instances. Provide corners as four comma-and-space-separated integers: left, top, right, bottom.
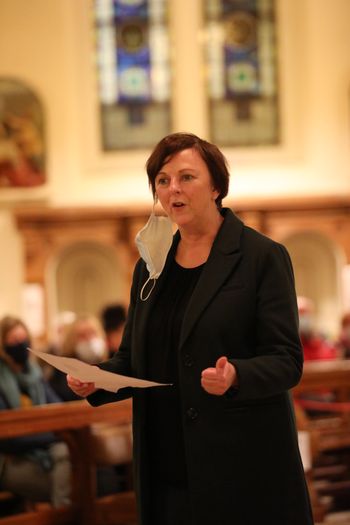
0, 315, 71, 509
297, 296, 338, 361
49, 314, 108, 401
100, 304, 126, 358
47, 311, 77, 357
49, 313, 128, 496
41, 310, 76, 381
336, 312, 350, 359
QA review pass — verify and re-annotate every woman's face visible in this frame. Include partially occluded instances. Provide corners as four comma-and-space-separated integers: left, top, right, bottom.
5, 324, 28, 346
155, 148, 219, 229
74, 320, 106, 364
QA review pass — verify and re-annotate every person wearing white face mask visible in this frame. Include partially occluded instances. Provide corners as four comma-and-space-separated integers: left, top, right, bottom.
297, 296, 337, 361
49, 314, 108, 401
48, 314, 126, 496
67, 133, 313, 525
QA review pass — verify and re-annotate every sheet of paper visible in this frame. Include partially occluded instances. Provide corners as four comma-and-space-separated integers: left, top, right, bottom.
29, 348, 170, 393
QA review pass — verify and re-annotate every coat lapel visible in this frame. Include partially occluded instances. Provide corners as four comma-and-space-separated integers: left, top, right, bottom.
134, 209, 243, 368
179, 209, 243, 350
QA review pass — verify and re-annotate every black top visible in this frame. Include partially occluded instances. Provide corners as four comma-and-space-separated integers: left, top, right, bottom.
145, 257, 204, 485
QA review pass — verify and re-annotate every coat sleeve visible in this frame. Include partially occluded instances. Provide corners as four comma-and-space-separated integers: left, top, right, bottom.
229, 241, 303, 400
88, 259, 143, 407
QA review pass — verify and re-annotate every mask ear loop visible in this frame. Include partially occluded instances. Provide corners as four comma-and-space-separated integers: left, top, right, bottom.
140, 277, 156, 301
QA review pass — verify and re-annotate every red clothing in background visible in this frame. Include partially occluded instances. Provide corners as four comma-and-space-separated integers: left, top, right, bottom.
301, 335, 337, 361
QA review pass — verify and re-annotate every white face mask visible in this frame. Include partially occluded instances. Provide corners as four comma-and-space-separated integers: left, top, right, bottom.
135, 212, 173, 300
75, 337, 106, 364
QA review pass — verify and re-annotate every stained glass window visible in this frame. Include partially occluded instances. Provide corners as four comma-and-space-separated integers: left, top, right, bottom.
94, 0, 171, 150
204, 0, 279, 146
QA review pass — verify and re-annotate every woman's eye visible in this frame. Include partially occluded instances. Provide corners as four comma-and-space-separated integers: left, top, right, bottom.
182, 174, 194, 181
156, 178, 168, 186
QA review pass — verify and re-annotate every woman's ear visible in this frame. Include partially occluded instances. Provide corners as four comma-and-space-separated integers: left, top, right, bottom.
212, 187, 220, 201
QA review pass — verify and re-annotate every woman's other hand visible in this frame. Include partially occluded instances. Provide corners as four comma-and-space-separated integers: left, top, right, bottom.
201, 356, 237, 395
66, 374, 97, 397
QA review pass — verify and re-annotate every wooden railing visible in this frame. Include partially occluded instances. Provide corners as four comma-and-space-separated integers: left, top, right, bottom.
294, 360, 350, 399
2, 361, 350, 524
0, 399, 136, 525
293, 359, 350, 521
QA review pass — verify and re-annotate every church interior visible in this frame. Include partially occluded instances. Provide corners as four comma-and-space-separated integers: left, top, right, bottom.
1, 0, 350, 524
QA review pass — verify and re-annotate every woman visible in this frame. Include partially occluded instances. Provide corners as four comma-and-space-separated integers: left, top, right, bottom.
0, 315, 71, 508
68, 133, 314, 525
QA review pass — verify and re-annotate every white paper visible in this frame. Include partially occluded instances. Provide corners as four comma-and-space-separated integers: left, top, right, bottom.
29, 348, 169, 393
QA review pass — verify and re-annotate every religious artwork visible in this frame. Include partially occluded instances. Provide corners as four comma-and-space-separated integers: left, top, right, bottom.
204, 0, 279, 146
0, 78, 46, 187
94, 0, 171, 150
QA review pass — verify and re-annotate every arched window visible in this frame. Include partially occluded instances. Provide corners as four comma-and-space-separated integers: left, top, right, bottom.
54, 242, 127, 316
284, 231, 345, 338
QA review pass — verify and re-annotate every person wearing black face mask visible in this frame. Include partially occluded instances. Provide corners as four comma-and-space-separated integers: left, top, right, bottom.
0, 315, 71, 511
4, 339, 30, 366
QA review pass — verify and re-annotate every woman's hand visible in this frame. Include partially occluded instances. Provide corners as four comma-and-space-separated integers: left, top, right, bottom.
201, 356, 237, 395
67, 374, 97, 397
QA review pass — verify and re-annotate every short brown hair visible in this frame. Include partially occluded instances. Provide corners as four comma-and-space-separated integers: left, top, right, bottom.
146, 132, 230, 208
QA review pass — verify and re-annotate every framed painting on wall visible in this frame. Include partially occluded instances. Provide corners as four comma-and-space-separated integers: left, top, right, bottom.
0, 78, 46, 188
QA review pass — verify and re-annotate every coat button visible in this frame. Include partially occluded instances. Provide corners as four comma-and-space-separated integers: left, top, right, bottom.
184, 354, 193, 367
186, 407, 198, 420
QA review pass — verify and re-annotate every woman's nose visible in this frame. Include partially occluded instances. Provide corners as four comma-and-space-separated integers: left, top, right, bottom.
169, 177, 180, 193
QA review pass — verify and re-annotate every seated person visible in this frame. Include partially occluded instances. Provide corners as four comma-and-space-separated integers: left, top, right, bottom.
49, 313, 128, 495
337, 312, 350, 359
297, 296, 338, 361
49, 314, 108, 401
0, 315, 71, 508
100, 304, 126, 358
296, 297, 338, 407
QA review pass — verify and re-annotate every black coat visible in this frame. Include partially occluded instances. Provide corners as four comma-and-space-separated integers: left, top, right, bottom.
89, 208, 314, 525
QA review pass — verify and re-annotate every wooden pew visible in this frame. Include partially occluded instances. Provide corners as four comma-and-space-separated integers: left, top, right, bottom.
294, 360, 350, 452
293, 360, 350, 520
0, 399, 136, 525
3, 361, 349, 524
294, 359, 350, 400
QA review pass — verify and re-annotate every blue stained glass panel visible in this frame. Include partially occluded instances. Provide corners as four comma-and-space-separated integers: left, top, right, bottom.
94, 0, 170, 149
204, 0, 279, 146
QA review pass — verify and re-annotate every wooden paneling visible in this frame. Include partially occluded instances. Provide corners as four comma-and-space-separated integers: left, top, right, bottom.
14, 196, 350, 340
